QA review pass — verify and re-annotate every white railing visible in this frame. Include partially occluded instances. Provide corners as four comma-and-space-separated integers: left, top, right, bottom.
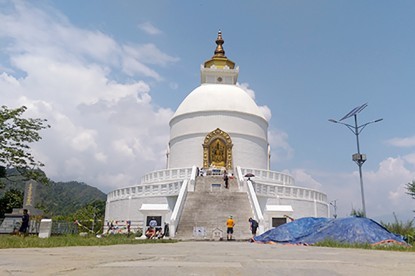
107, 181, 183, 201
187, 166, 197, 192
169, 166, 197, 237
169, 180, 188, 238
141, 167, 193, 184
236, 166, 265, 234
252, 182, 327, 203
239, 167, 295, 186
247, 179, 266, 234
235, 166, 245, 191
107, 167, 196, 202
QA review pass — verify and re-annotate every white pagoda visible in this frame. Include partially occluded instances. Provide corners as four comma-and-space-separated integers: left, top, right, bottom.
104, 32, 329, 238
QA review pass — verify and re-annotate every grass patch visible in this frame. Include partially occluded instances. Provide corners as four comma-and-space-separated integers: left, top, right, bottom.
314, 239, 414, 252
0, 234, 177, 249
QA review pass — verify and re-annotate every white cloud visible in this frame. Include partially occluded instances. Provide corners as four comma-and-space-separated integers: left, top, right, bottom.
0, 72, 20, 85
94, 152, 107, 163
268, 128, 294, 163
71, 130, 98, 152
0, 2, 175, 192
237, 82, 272, 121
290, 169, 323, 190
403, 153, 415, 167
237, 82, 255, 99
259, 105, 272, 121
123, 44, 179, 66
386, 136, 415, 148
138, 22, 162, 35
305, 156, 415, 221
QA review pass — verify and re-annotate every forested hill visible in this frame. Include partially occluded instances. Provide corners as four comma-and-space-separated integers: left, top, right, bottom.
1, 175, 107, 216
36, 181, 107, 216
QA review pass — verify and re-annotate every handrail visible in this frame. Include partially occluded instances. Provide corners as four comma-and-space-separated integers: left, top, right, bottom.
235, 166, 245, 191
236, 166, 264, 234
169, 165, 197, 237
246, 179, 265, 233
169, 179, 188, 238
188, 165, 197, 192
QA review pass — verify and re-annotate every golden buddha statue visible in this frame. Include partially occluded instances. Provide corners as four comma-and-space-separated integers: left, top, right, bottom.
210, 139, 226, 167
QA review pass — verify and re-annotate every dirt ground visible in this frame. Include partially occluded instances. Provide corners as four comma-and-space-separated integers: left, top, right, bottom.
1, 241, 414, 275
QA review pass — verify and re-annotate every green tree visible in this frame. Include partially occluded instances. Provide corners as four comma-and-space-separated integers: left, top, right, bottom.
406, 180, 415, 200
381, 213, 414, 243
0, 188, 23, 217
72, 200, 106, 233
0, 105, 50, 186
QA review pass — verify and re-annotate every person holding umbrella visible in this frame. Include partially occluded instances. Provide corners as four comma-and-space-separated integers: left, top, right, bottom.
244, 173, 255, 181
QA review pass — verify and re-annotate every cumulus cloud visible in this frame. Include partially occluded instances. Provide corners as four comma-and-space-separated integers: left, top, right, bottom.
403, 153, 415, 168
0, 2, 176, 192
268, 128, 294, 164
237, 82, 255, 99
299, 156, 415, 221
289, 169, 323, 190
237, 82, 272, 121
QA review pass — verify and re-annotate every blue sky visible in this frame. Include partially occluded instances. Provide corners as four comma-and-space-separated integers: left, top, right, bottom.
1, 0, 415, 221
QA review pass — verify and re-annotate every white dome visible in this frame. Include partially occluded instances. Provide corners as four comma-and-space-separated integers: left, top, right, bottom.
172, 84, 266, 121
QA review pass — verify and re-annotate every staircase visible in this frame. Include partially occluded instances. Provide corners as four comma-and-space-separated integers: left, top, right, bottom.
175, 175, 253, 240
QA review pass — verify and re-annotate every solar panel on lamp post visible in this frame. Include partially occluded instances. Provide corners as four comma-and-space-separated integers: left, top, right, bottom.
329, 103, 382, 218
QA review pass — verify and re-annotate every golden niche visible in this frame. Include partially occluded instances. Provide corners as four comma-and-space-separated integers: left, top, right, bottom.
203, 128, 233, 169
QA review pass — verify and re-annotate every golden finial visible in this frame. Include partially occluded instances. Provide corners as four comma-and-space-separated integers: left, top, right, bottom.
214, 30, 225, 57
203, 30, 235, 69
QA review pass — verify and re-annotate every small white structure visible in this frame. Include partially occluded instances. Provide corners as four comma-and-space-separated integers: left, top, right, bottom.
38, 219, 52, 238
104, 32, 329, 237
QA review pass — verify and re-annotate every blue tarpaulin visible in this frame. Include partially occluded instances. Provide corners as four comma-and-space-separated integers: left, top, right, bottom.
253, 217, 407, 245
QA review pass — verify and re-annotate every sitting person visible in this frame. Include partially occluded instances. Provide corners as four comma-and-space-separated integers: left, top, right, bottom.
145, 227, 156, 239
155, 228, 164, 239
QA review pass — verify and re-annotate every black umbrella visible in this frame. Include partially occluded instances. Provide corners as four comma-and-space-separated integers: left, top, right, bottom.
244, 173, 255, 178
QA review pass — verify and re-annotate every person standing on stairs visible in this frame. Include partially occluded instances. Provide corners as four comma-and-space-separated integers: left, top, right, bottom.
226, 216, 235, 240
223, 171, 229, 189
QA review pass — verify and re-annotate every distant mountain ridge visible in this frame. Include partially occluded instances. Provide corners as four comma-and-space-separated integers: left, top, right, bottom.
36, 181, 107, 216
1, 170, 107, 216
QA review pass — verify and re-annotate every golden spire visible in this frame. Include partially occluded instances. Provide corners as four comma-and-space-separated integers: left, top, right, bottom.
204, 31, 235, 69
214, 31, 225, 57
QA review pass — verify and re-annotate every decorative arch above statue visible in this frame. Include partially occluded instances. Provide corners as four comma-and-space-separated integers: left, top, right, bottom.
203, 128, 233, 169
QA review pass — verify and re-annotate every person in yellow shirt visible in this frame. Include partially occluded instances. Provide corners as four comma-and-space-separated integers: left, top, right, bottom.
226, 216, 235, 240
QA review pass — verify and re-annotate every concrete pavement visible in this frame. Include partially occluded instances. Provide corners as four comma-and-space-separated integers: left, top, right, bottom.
0, 241, 414, 275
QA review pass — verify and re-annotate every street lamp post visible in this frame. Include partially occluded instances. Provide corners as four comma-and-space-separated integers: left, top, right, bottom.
330, 200, 338, 219
329, 103, 382, 218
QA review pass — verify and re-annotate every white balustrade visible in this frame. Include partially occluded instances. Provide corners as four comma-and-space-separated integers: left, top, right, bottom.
107, 167, 196, 202
252, 182, 327, 203
107, 181, 183, 202
239, 167, 295, 185
141, 167, 193, 184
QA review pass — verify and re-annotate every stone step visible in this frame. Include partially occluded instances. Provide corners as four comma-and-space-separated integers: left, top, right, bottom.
175, 176, 254, 240
194, 175, 239, 192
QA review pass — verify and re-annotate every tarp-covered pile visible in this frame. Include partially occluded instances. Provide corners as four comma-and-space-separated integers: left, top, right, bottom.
253, 217, 408, 246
